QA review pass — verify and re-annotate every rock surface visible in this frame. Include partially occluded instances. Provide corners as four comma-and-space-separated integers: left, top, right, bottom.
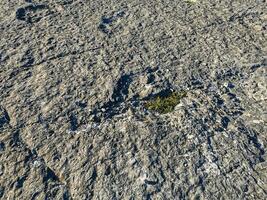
0, 0, 266, 199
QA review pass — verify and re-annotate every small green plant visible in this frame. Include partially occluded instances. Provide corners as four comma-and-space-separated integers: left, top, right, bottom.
144, 91, 187, 114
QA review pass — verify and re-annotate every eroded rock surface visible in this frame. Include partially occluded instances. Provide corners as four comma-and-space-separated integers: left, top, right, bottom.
0, 0, 266, 199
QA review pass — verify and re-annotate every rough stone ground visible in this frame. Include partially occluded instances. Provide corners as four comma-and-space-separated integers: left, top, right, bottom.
0, 0, 266, 199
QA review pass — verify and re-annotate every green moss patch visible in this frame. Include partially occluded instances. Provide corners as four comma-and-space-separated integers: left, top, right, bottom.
144, 91, 187, 114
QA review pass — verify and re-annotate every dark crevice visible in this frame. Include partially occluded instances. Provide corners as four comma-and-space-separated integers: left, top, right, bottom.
101, 16, 113, 25
30, 191, 41, 200
21, 49, 35, 68
112, 74, 132, 102
98, 24, 111, 35
16, 176, 27, 189
43, 167, 60, 182
98, 11, 126, 36
221, 116, 230, 129
0, 186, 4, 198
57, 0, 74, 5
63, 190, 71, 200
93, 73, 133, 120
0, 106, 10, 128
69, 114, 78, 131
16, 4, 49, 23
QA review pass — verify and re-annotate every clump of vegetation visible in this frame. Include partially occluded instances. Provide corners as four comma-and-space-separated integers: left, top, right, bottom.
144, 91, 187, 114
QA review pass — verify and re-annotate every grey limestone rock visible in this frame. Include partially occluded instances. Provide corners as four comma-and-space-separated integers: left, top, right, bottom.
0, 0, 266, 199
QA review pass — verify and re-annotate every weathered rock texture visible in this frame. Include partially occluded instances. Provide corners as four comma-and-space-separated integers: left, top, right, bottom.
0, 0, 266, 199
